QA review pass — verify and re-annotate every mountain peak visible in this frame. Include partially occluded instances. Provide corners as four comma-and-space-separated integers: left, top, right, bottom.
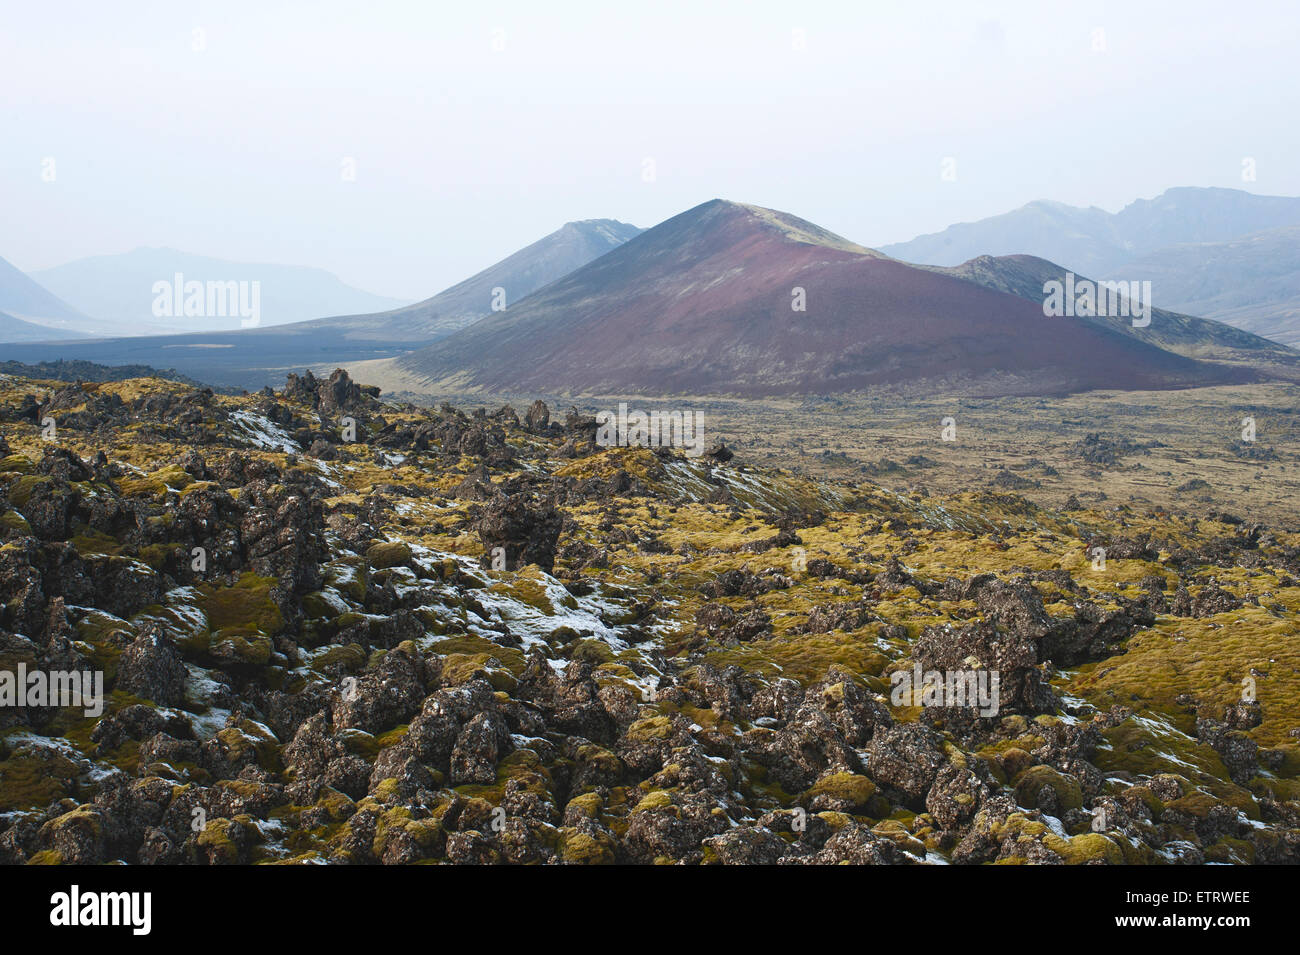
557, 218, 643, 245
671, 199, 881, 256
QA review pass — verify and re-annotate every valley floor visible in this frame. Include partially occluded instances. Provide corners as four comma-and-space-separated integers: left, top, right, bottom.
370, 380, 1300, 526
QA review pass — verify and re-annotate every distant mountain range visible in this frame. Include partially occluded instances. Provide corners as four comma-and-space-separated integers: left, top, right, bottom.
0, 255, 90, 336
0, 220, 644, 386
880, 187, 1300, 345
6, 189, 1299, 398
384, 199, 1278, 398
28, 248, 408, 335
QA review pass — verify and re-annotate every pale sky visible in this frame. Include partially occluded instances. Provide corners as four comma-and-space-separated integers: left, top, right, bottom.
3, 0, 1299, 300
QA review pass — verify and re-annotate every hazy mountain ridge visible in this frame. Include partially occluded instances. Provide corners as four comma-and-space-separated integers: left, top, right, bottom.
0, 256, 90, 337
930, 254, 1298, 365
301, 218, 643, 342
0, 219, 643, 388
881, 187, 1300, 346
1110, 226, 1300, 346
30, 247, 409, 334
882, 187, 1300, 272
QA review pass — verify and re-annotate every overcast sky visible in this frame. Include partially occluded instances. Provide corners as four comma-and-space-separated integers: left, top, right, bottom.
4, 0, 1299, 300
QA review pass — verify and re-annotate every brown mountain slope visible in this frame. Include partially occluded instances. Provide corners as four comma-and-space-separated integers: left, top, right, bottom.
392, 200, 1259, 397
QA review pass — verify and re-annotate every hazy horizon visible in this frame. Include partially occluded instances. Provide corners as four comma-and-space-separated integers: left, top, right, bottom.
5, 0, 1299, 300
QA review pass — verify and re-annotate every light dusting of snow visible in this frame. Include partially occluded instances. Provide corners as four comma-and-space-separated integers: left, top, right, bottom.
230, 409, 301, 452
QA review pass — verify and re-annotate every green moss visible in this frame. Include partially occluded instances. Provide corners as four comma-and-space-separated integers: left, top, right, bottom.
801, 772, 877, 811
0, 509, 31, 535
1264, 744, 1300, 779
0, 746, 82, 811
303, 589, 349, 620
1205, 837, 1255, 865
498, 749, 553, 791
1045, 832, 1125, 865
68, 526, 125, 556
117, 464, 194, 500
434, 653, 511, 691
565, 792, 604, 820
701, 630, 888, 685
324, 559, 367, 602
0, 453, 35, 474
1072, 604, 1300, 747
370, 777, 401, 803
210, 631, 273, 666
869, 819, 927, 857
573, 744, 622, 781
137, 543, 184, 571
1014, 765, 1084, 812
196, 818, 240, 864
196, 572, 284, 633
487, 568, 578, 616
316, 787, 357, 823
1251, 775, 1300, 803
816, 810, 853, 831
430, 635, 526, 676
450, 751, 554, 807
371, 804, 443, 861
1095, 722, 1257, 816
43, 804, 104, 848
625, 715, 674, 743
632, 790, 675, 814
8, 474, 51, 508
1165, 790, 1220, 819
1120, 783, 1170, 819
309, 643, 367, 673
985, 811, 1049, 846
130, 602, 205, 656
567, 638, 615, 665
1096, 721, 1210, 780
366, 541, 412, 570
375, 724, 409, 751
214, 721, 281, 772
557, 827, 617, 864
338, 728, 380, 760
